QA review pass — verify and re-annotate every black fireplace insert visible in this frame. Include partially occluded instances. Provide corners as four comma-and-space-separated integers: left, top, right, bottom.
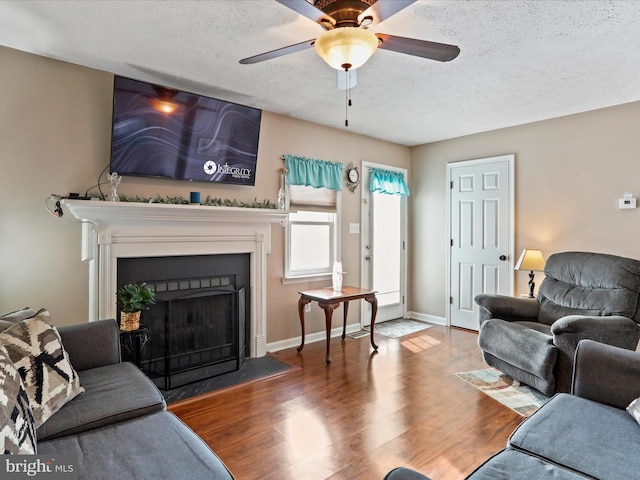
117, 254, 250, 390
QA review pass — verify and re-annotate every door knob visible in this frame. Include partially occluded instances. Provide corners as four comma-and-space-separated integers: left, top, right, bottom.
499, 255, 507, 261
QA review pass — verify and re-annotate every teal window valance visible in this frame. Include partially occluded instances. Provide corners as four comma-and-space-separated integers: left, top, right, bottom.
369, 168, 410, 196
284, 154, 343, 191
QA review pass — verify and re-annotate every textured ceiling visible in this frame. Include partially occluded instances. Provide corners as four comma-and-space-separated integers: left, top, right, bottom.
1, 0, 640, 146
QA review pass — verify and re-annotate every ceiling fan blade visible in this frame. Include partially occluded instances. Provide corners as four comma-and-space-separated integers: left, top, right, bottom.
239, 39, 316, 65
359, 0, 417, 26
276, 0, 335, 27
376, 33, 460, 62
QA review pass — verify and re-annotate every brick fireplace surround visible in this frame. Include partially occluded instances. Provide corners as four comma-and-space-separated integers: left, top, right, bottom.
63, 200, 287, 358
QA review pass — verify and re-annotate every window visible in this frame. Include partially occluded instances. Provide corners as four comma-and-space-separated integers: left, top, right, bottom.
282, 154, 342, 281
285, 185, 340, 279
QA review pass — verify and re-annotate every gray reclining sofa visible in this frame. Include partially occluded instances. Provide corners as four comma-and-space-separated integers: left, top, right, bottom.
384, 339, 640, 479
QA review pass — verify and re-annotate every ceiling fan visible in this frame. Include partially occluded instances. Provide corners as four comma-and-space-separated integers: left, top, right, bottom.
239, 0, 460, 71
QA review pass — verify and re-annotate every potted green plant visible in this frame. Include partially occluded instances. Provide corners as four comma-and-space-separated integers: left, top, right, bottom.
116, 282, 156, 331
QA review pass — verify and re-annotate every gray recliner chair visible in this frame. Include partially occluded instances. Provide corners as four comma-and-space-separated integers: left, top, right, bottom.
475, 251, 640, 395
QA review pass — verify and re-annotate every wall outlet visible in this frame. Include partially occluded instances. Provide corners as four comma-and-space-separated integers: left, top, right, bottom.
618, 197, 636, 209
305, 303, 311, 313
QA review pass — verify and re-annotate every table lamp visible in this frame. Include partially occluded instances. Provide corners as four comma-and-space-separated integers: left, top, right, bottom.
515, 249, 546, 298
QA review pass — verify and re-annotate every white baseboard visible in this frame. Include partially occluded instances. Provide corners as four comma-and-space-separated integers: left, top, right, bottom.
266, 315, 448, 354
405, 311, 447, 326
266, 323, 363, 353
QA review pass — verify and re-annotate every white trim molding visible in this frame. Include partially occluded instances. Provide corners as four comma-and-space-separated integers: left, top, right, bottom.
405, 311, 447, 326
267, 323, 362, 353
63, 200, 288, 358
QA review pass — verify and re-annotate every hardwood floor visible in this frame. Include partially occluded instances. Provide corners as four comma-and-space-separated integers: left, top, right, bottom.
169, 326, 523, 480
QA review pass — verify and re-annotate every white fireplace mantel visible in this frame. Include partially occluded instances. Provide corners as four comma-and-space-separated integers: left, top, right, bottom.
63, 200, 288, 358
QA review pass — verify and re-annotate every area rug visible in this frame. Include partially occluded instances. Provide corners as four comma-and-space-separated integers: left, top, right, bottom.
456, 368, 550, 416
363, 318, 433, 339
161, 354, 293, 404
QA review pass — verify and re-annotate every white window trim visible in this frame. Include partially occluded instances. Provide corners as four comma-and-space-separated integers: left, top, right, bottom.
281, 272, 333, 285
284, 191, 341, 282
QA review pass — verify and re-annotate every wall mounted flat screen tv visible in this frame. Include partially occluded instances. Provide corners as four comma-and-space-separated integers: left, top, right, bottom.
110, 76, 261, 186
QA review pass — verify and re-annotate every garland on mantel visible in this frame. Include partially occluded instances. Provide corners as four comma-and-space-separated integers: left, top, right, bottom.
117, 194, 277, 209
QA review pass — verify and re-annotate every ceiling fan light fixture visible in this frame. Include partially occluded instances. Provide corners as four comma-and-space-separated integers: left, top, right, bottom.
150, 98, 179, 114
314, 27, 378, 70
151, 86, 179, 113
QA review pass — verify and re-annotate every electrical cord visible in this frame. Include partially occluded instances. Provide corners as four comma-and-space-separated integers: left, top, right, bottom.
45, 163, 110, 223
84, 163, 111, 199
46, 166, 109, 206
44, 195, 64, 218
44, 194, 96, 227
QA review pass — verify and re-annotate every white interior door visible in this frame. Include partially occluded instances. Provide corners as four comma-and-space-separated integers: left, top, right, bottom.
448, 155, 514, 331
361, 163, 407, 326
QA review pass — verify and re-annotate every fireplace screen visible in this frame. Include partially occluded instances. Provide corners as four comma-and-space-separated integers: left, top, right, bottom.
143, 285, 245, 390
117, 254, 250, 390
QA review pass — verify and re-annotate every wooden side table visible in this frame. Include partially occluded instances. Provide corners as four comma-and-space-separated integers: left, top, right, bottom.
297, 286, 378, 363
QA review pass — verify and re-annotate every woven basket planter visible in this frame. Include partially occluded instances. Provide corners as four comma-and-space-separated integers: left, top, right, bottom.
120, 311, 141, 331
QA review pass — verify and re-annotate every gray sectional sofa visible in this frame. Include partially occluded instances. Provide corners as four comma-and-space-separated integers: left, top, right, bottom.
384, 339, 640, 480
9, 317, 235, 479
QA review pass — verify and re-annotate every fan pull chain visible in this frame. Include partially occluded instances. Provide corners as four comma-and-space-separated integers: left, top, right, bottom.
348, 69, 353, 107
344, 67, 352, 127
345, 68, 349, 127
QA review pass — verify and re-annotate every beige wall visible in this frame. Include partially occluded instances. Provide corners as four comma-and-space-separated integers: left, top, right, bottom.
0, 46, 411, 346
410, 101, 640, 319
259, 113, 411, 344
1, 46, 112, 325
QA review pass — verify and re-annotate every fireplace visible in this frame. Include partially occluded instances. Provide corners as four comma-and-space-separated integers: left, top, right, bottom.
118, 254, 250, 389
62, 200, 287, 361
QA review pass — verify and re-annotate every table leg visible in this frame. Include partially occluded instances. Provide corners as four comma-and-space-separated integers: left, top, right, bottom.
365, 295, 379, 351
297, 296, 312, 352
319, 302, 335, 363
342, 300, 349, 340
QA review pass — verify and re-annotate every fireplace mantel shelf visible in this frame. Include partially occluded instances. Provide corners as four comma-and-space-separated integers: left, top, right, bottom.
62, 199, 289, 226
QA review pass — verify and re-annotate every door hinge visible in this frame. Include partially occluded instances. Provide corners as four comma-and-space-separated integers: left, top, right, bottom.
449, 296, 453, 304
450, 238, 454, 247
402, 295, 405, 305
450, 180, 454, 189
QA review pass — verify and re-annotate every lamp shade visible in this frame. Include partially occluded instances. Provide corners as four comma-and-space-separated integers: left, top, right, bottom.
314, 27, 378, 70
515, 249, 546, 272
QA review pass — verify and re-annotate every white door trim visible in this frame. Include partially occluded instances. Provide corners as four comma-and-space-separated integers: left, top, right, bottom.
446, 154, 515, 327
360, 161, 409, 326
